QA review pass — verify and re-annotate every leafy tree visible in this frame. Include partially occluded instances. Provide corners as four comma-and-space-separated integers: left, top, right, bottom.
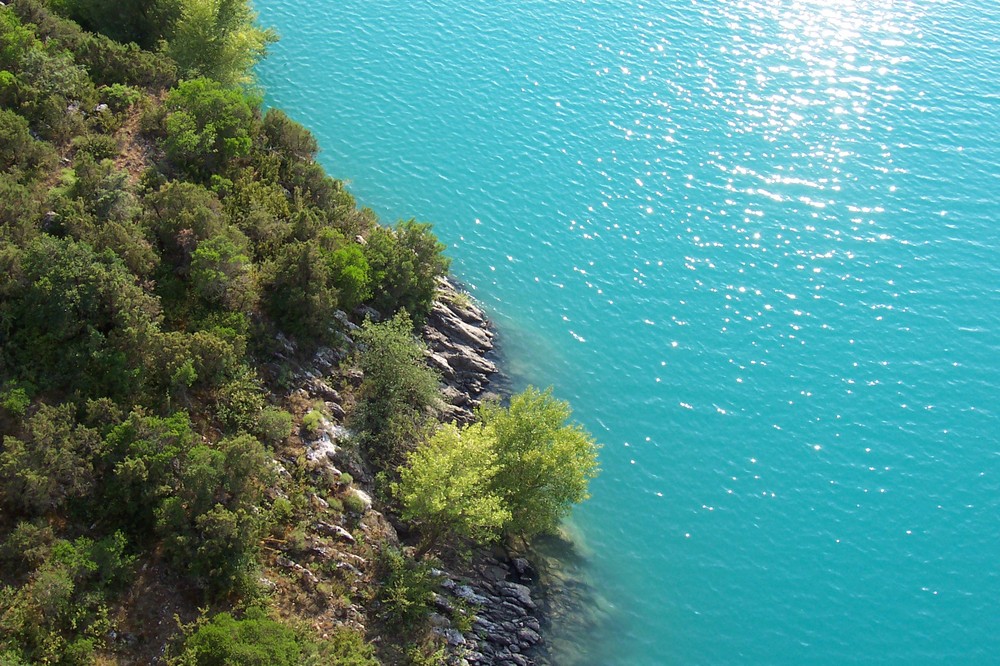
0, 403, 100, 516
261, 240, 338, 339
144, 180, 225, 267
100, 409, 198, 535
478, 387, 600, 539
0, 532, 132, 664
396, 422, 509, 557
351, 312, 441, 468
170, 607, 328, 666
46, 0, 181, 49
160, 77, 258, 182
169, 0, 276, 87
375, 547, 436, 630
0, 234, 160, 400
156, 433, 274, 592
364, 220, 450, 321
69, 153, 135, 222
190, 233, 256, 312
0, 108, 55, 180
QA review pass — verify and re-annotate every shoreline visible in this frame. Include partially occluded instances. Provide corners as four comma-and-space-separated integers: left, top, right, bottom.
421, 277, 553, 666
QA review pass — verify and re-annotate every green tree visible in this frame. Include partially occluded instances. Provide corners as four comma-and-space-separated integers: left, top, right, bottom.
156, 433, 274, 592
169, 0, 276, 87
396, 422, 509, 558
0, 234, 160, 400
478, 387, 600, 539
261, 240, 339, 340
170, 607, 319, 666
351, 312, 441, 468
160, 77, 257, 182
190, 233, 256, 312
0, 403, 100, 516
364, 220, 449, 321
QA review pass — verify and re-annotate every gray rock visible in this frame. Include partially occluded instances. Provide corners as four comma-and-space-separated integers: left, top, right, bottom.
314, 521, 355, 544
516, 627, 541, 646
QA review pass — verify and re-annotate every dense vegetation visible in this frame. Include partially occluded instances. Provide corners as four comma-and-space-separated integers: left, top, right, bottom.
0, 1, 599, 663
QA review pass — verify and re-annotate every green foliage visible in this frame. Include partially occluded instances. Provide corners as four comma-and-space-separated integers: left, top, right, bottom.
262, 240, 340, 341
0, 108, 55, 181
156, 433, 274, 592
375, 548, 435, 630
351, 312, 441, 469
161, 77, 258, 182
254, 407, 293, 446
0, 383, 30, 417
364, 220, 450, 321
170, 607, 307, 666
190, 233, 257, 312
397, 423, 509, 557
0, 531, 132, 665
0, 234, 159, 400
478, 387, 600, 539
0, 403, 100, 516
323, 626, 379, 666
301, 408, 324, 436
47, 0, 181, 49
169, 0, 277, 87
69, 153, 135, 221
101, 409, 198, 535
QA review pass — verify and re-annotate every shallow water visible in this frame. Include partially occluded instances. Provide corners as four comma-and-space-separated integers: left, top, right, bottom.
256, 0, 1000, 663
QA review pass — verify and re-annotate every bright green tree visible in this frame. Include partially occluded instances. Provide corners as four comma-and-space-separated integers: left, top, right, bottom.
397, 423, 509, 557
478, 387, 600, 539
169, 0, 276, 87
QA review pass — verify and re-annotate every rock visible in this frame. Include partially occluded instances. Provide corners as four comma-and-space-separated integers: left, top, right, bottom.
308, 378, 342, 403
441, 385, 469, 406
446, 345, 497, 375
429, 613, 452, 628
344, 368, 364, 387
306, 434, 338, 463
454, 585, 490, 606
517, 627, 541, 646
426, 351, 456, 378
434, 628, 466, 647
325, 401, 346, 420
314, 521, 355, 544
498, 582, 536, 610
512, 557, 537, 581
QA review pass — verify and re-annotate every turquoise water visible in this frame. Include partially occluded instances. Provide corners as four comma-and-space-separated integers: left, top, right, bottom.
255, 0, 1000, 663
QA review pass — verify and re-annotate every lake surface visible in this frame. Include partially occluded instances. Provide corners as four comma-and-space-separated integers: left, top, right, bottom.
255, 0, 1000, 663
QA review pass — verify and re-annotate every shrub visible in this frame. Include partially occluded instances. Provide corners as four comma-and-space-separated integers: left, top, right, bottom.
323, 627, 379, 666
170, 607, 306, 666
343, 493, 366, 515
255, 407, 293, 446
301, 409, 324, 437
350, 312, 440, 469
375, 548, 435, 630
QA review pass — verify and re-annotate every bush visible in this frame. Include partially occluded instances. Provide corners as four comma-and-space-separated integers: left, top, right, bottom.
363, 220, 449, 322
350, 312, 441, 468
375, 548, 435, 630
170, 607, 306, 666
255, 407, 293, 446
323, 626, 379, 666
301, 409, 324, 437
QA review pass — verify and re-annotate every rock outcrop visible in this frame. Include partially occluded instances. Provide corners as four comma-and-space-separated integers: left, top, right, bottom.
423, 278, 502, 423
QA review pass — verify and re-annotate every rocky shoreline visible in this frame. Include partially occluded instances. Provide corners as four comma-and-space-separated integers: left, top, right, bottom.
420, 278, 551, 666
283, 277, 553, 665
